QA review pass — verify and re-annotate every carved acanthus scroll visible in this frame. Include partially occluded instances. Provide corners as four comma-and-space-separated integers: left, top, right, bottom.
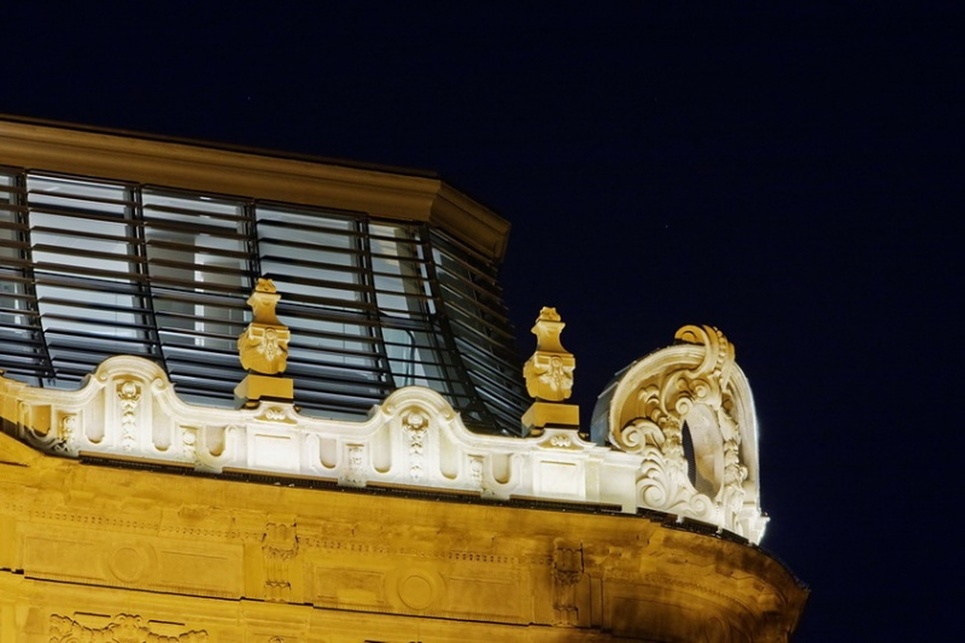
49, 613, 207, 642
596, 325, 764, 541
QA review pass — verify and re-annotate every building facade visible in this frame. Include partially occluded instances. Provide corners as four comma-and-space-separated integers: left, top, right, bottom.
0, 117, 806, 641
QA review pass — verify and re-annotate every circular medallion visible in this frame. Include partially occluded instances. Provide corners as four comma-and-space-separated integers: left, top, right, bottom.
391, 568, 444, 611
108, 545, 149, 582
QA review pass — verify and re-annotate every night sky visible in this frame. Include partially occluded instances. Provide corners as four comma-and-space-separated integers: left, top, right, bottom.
4, 4, 961, 640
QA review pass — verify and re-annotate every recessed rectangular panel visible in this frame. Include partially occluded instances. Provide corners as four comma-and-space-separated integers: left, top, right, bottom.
251, 432, 297, 471
537, 460, 582, 497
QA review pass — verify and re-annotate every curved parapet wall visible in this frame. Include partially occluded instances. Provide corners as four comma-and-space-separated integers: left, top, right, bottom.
0, 343, 806, 639
0, 356, 640, 514
591, 325, 767, 543
1, 324, 768, 545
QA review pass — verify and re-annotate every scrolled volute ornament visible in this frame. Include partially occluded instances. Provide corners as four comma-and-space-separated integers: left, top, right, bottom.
590, 324, 767, 544
616, 417, 664, 451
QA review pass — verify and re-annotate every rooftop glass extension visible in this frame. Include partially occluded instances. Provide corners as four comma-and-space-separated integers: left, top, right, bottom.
0, 168, 528, 434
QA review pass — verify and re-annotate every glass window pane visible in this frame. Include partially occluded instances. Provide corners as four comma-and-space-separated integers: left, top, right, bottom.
143, 189, 250, 354
255, 204, 390, 415
25, 174, 150, 378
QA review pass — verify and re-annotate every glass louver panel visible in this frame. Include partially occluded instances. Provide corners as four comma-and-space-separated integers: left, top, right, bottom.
0, 169, 48, 384
255, 205, 392, 419
142, 189, 253, 404
0, 166, 527, 434
369, 222, 452, 392
430, 230, 529, 432
26, 174, 152, 383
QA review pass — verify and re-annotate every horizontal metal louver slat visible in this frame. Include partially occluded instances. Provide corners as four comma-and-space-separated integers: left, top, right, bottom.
429, 229, 528, 433
0, 169, 50, 385
0, 168, 527, 433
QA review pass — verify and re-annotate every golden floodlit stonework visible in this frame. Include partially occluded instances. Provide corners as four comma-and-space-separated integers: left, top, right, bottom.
522, 307, 580, 432
0, 316, 766, 540
0, 424, 804, 641
0, 319, 804, 641
235, 278, 294, 407
0, 118, 806, 641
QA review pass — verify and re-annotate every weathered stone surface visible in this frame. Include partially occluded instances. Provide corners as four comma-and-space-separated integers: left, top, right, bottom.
0, 428, 805, 641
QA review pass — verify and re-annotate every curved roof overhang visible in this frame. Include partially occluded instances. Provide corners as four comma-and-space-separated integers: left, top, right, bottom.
0, 116, 511, 261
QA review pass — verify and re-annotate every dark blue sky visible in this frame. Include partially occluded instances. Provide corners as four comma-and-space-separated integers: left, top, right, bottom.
4, 4, 961, 639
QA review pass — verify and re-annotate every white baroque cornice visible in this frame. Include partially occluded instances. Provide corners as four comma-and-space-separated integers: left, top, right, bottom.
0, 357, 634, 506
0, 338, 768, 544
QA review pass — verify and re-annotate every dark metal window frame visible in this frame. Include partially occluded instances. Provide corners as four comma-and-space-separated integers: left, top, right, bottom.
0, 167, 527, 434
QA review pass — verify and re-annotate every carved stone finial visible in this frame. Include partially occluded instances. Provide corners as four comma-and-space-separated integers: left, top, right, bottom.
235, 278, 294, 406
523, 307, 574, 401
522, 307, 579, 433
238, 278, 290, 374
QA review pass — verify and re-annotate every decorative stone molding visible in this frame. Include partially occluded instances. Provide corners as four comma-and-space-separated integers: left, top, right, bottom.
55, 413, 77, 453
388, 567, 446, 613
49, 613, 207, 642
402, 408, 429, 481
263, 517, 299, 602
592, 325, 766, 542
552, 540, 584, 626
0, 332, 766, 543
468, 455, 485, 492
117, 380, 142, 452
342, 444, 368, 487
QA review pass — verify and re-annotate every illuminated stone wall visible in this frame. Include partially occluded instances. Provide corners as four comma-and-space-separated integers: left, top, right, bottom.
0, 118, 806, 641
0, 428, 805, 642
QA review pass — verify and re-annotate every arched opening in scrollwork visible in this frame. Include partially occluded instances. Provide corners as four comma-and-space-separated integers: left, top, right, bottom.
682, 405, 723, 499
